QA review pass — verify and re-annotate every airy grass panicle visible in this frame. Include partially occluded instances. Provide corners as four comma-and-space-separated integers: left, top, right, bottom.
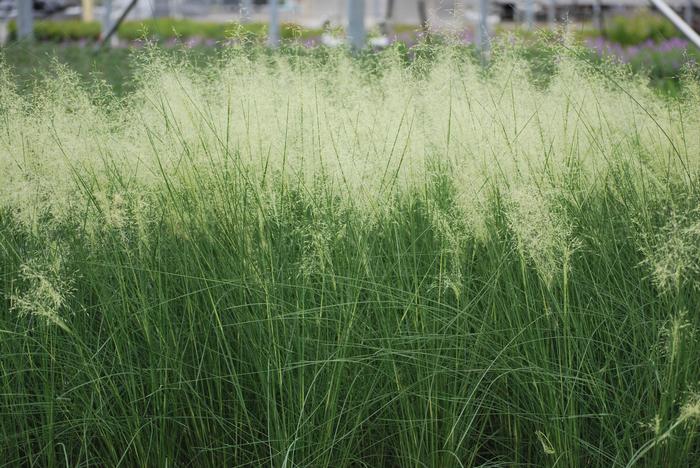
641, 205, 700, 293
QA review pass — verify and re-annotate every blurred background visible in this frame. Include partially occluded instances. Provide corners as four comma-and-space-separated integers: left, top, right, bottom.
1, 0, 698, 95
0, 1, 697, 30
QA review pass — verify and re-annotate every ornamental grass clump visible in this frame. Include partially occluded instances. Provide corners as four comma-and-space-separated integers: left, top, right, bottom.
0, 41, 698, 467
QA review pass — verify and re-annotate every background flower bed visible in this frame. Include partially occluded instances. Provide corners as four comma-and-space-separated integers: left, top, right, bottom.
585, 36, 699, 94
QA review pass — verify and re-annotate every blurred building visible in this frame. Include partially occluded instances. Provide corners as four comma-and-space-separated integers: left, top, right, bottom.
124, 0, 425, 25
0, 0, 696, 29
129, 0, 697, 28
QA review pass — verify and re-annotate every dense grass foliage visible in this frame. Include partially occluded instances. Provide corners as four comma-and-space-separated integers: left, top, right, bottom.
1, 43, 699, 467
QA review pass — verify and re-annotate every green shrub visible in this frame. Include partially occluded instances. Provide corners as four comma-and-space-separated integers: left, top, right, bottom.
8, 20, 101, 42
603, 11, 680, 45
6, 18, 321, 43
392, 23, 421, 34
115, 19, 321, 42
117, 19, 234, 41
280, 23, 324, 41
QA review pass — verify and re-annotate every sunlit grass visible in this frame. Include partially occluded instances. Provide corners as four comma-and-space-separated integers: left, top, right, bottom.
0, 40, 698, 467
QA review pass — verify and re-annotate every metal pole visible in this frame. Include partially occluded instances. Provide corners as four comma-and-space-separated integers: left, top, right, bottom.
101, 0, 116, 46
592, 0, 602, 31
102, 0, 113, 32
382, 0, 394, 35
478, 0, 489, 58
241, 0, 253, 23
685, 0, 693, 25
348, 0, 366, 49
386, 0, 394, 20
650, 0, 700, 48
418, 0, 428, 32
153, 0, 170, 18
94, 0, 139, 52
525, 0, 534, 29
16, 0, 33, 40
268, 0, 279, 47
548, 0, 556, 27
373, 0, 381, 24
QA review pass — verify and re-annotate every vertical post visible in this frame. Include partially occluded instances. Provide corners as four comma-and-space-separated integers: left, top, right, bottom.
525, 0, 534, 29
418, 0, 428, 32
373, 0, 382, 25
16, 0, 33, 40
94, 0, 139, 52
82, 0, 94, 21
592, 0, 602, 31
348, 0, 366, 49
382, 0, 394, 35
685, 0, 693, 26
477, 0, 489, 59
548, 0, 556, 28
101, 0, 113, 44
102, 0, 113, 30
268, 0, 279, 47
153, 0, 170, 18
241, 0, 253, 23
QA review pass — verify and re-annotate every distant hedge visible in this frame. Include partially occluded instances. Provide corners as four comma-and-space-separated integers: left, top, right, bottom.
603, 11, 681, 45
7, 18, 323, 43
8, 19, 101, 42
116, 18, 262, 41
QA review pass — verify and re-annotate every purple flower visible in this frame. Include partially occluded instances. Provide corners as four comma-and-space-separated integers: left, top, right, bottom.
586, 36, 696, 73
188, 38, 201, 48
461, 29, 474, 44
